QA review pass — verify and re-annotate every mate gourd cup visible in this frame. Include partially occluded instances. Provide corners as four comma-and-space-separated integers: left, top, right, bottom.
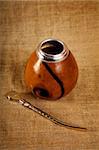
24, 39, 78, 100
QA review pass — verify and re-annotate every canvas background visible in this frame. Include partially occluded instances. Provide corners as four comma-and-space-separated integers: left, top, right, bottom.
0, 1, 99, 150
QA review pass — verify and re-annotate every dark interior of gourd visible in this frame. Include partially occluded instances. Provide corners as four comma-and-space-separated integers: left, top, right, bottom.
41, 40, 63, 55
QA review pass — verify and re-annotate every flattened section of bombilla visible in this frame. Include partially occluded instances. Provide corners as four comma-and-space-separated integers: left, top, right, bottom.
24, 39, 78, 100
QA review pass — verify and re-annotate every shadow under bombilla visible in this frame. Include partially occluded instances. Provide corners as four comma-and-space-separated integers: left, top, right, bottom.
24, 39, 78, 100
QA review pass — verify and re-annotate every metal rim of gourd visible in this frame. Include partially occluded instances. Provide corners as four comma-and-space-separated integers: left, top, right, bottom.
37, 38, 69, 63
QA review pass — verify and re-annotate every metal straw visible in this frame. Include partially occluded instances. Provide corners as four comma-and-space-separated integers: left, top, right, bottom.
5, 94, 87, 132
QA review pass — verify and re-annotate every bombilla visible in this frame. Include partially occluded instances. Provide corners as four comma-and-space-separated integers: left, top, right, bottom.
5, 92, 87, 132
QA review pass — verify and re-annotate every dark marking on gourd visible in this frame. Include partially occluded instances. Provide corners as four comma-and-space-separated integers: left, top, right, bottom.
33, 87, 49, 98
38, 74, 41, 78
42, 62, 64, 99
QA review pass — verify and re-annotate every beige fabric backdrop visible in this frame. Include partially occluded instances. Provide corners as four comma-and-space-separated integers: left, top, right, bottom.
0, 1, 99, 150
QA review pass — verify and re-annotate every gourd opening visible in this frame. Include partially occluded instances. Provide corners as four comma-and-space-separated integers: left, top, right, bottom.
40, 39, 63, 55
37, 39, 69, 62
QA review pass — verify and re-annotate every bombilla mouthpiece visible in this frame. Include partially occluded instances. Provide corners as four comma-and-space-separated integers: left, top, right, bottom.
37, 39, 69, 63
